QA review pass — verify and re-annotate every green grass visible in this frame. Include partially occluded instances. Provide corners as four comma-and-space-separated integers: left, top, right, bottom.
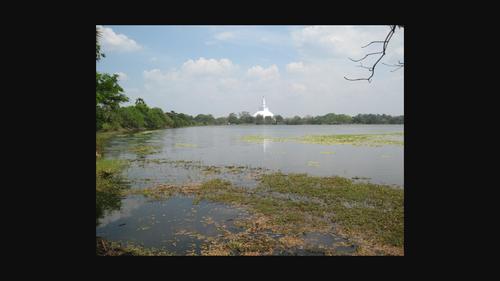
96, 131, 121, 157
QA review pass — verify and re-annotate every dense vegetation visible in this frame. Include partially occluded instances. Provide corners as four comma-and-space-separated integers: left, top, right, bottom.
208, 112, 403, 125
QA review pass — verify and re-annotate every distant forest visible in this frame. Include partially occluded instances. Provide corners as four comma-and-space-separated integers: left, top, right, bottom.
190, 111, 404, 126
96, 96, 403, 132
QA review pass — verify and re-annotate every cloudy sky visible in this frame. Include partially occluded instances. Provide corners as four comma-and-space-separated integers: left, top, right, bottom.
96, 25, 404, 117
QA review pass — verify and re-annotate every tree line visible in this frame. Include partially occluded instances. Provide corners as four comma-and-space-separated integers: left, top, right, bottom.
201, 112, 404, 125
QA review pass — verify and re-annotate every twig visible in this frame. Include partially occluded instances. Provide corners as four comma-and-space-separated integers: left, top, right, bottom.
345, 25, 400, 82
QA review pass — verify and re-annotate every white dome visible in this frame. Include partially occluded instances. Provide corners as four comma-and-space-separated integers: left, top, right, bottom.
253, 109, 274, 118
253, 97, 274, 118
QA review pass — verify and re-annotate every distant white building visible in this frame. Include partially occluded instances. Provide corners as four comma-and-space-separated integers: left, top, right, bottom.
253, 96, 274, 118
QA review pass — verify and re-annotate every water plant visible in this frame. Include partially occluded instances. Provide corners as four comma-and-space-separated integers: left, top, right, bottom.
240, 133, 404, 147
125, 172, 403, 255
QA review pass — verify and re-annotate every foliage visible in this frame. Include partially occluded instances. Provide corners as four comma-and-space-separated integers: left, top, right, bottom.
194, 114, 216, 125
238, 111, 255, 124
228, 113, 239, 124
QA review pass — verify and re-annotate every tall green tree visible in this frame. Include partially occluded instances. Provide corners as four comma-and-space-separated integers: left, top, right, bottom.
228, 113, 239, 124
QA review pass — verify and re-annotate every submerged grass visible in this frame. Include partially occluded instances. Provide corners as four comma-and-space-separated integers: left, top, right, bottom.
96, 237, 173, 256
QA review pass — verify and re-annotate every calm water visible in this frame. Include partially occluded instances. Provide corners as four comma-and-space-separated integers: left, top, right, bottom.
97, 124, 404, 253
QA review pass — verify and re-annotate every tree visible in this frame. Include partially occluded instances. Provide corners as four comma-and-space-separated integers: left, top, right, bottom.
145, 107, 169, 129
194, 114, 215, 125
228, 113, 239, 124
275, 115, 284, 124
96, 72, 129, 130
215, 117, 228, 125
264, 116, 274, 124
239, 111, 254, 124
345, 25, 404, 82
255, 114, 264, 125
135, 98, 145, 106
118, 106, 145, 129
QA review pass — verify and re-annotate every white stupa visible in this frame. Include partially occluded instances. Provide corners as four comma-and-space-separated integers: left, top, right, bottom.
253, 96, 274, 118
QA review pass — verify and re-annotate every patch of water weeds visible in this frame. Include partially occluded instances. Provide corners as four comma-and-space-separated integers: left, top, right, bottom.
126, 173, 403, 255
96, 237, 173, 256
175, 143, 198, 148
129, 145, 162, 157
241, 133, 403, 147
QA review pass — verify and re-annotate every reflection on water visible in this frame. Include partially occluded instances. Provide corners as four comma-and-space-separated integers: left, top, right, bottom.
104, 125, 403, 187
96, 195, 249, 254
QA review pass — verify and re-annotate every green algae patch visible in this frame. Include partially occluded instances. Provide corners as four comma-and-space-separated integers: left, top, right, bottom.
297, 134, 403, 146
320, 151, 335, 155
241, 133, 403, 147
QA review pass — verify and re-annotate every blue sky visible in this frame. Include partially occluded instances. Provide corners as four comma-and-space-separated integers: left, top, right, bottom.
96, 25, 404, 117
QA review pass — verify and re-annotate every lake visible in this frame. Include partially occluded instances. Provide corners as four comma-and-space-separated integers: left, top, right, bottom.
97, 124, 404, 255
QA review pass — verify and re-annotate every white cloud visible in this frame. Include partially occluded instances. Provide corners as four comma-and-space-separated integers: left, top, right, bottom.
143, 68, 179, 82
181, 57, 235, 76
214, 31, 235, 41
291, 26, 400, 61
247, 65, 280, 80
97, 25, 142, 52
286, 62, 305, 73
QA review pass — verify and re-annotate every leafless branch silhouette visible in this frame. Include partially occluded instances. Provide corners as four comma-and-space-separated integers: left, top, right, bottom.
344, 25, 403, 82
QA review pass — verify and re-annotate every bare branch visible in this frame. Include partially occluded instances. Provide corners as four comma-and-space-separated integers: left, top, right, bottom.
348, 51, 384, 62
361, 41, 386, 48
345, 25, 402, 82
382, 61, 404, 72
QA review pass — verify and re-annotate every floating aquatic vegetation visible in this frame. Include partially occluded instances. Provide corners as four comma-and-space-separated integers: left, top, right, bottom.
129, 145, 161, 156
240, 135, 289, 143
240, 133, 403, 147
175, 143, 198, 148
125, 172, 403, 255
96, 237, 173, 256
307, 161, 320, 167
320, 151, 335, 155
